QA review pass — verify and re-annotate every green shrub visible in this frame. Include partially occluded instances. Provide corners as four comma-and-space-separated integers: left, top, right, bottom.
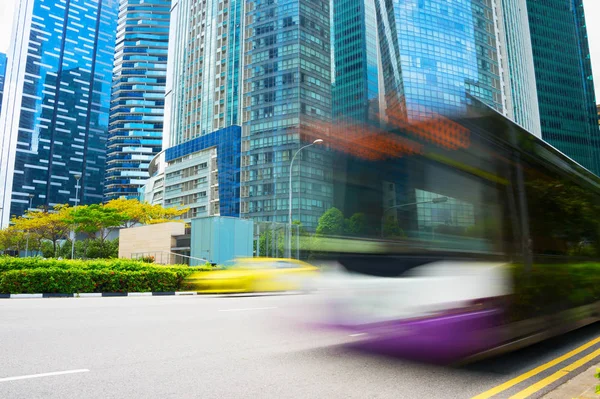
0, 267, 193, 294
0, 257, 200, 293
0, 257, 189, 272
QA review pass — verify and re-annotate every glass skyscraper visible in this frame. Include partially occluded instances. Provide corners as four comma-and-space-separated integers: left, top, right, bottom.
164, 0, 243, 148
374, 0, 505, 122
527, 0, 600, 174
332, 0, 547, 140
498, 0, 541, 137
0, 0, 118, 226
331, 0, 383, 124
104, 0, 171, 201
0, 53, 6, 115
240, 0, 333, 229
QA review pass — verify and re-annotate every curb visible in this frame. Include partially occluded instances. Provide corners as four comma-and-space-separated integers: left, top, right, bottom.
0, 292, 199, 298
0, 291, 303, 299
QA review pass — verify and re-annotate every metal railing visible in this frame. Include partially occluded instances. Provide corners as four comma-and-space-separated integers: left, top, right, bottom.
131, 251, 208, 266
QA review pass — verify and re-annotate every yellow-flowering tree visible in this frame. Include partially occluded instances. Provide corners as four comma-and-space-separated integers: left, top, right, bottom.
12, 205, 71, 256
104, 198, 187, 228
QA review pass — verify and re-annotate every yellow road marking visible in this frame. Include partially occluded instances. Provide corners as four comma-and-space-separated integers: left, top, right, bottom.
472, 336, 600, 399
509, 347, 600, 399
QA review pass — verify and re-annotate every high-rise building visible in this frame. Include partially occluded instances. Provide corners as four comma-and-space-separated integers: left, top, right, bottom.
527, 0, 600, 174
0, 53, 6, 114
104, 0, 171, 201
497, 0, 541, 137
164, 0, 244, 148
162, 0, 333, 229
0, 0, 118, 226
331, 0, 545, 139
240, 0, 333, 229
331, 0, 382, 124
374, 0, 505, 122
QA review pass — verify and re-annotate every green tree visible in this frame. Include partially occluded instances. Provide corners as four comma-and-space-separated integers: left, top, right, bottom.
344, 212, 368, 236
383, 216, 405, 239
0, 226, 28, 254
257, 228, 285, 257
316, 207, 345, 236
66, 204, 127, 243
12, 205, 71, 257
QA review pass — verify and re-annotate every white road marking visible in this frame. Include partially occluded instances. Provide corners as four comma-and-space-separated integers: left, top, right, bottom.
219, 307, 278, 312
349, 333, 367, 337
0, 369, 90, 383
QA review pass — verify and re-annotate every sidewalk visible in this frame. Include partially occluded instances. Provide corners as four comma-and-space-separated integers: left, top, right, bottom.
542, 363, 599, 399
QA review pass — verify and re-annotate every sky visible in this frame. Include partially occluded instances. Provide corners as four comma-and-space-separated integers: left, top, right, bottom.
0, 0, 599, 95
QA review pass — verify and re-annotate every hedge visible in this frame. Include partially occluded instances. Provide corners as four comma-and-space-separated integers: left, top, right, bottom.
0, 257, 214, 294
0, 257, 194, 272
0, 267, 196, 294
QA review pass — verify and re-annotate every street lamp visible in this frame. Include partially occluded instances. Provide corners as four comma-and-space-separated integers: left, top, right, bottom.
71, 174, 81, 259
381, 196, 448, 238
288, 139, 324, 258
25, 194, 34, 257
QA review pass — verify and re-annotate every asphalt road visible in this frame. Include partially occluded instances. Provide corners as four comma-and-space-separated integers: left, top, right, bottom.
1, 294, 600, 399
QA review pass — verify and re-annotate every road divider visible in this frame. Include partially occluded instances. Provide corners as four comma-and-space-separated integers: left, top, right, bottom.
472, 335, 600, 399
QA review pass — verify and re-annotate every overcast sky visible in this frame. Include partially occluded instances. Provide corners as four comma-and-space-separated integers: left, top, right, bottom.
1, 0, 600, 95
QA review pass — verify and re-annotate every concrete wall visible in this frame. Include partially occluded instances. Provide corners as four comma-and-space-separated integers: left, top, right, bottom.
118, 222, 186, 260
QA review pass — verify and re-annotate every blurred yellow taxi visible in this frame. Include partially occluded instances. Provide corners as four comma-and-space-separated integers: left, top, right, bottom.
186, 258, 319, 294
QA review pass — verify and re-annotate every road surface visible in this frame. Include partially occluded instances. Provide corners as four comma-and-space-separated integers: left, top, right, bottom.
1, 294, 599, 398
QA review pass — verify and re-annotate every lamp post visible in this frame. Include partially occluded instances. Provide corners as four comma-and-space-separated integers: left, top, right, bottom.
25, 194, 34, 257
381, 197, 448, 238
71, 174, 81, 259
288, 139, 323, 258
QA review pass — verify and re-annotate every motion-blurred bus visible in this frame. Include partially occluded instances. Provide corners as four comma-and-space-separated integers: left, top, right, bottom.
304, 103, 600, 363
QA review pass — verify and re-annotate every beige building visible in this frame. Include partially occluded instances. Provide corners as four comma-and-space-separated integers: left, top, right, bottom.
119, 222, 186, 263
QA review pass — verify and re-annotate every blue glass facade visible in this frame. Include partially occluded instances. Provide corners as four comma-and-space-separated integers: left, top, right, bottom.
527, 0, 600, 174
164, 0, 243, 147
0, 53, 6, 115
241, 0, 333, 230
0, 0, 118, 226
374, 0, 504, 121
104, 0, 171, 201
499, 0, 541, 137
332, 0, 382, 124
165, 125, 241, 217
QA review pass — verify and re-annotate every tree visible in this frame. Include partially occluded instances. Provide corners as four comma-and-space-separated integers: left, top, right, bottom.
383, 216, 405, 239
344, 212, 368, 236
66, 204, 127, 243
104, 198, 187, 228
316, 207, 345, 236
0, 226, 28, 254
12, 205, 71, 257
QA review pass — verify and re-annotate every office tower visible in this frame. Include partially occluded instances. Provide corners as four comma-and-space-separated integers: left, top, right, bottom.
240, 0, 333, 229
497, 0, 541, 137
527, 0, 600, 174
141, 126, 242, 219
164, 0, 244, 148
0, 0, 118, 227
331, 0, 383, 124
0, 53, 6, 113
373, 0, 505, 122
104, 0, 171, 201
